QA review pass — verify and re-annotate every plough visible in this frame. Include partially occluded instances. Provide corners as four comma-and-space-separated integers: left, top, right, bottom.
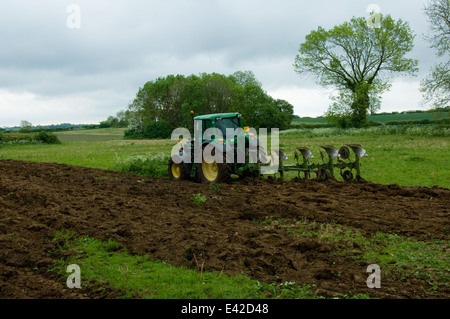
273, 144, 368, 182
168, 111, 368, 184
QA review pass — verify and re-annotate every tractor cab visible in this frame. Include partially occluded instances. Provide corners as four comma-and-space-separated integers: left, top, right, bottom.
193, 113, 245, 141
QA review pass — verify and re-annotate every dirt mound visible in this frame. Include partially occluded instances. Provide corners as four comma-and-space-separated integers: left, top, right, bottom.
0, 159, 448, 299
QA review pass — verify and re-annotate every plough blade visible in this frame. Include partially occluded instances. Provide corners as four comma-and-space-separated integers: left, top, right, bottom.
271, 148, 288, 161
320, 145, 339, 159
296, 147, 314, 160
346, 144, 368, 159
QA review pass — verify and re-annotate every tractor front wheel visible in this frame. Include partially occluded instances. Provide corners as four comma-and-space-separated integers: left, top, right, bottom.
168, 158, 186, 181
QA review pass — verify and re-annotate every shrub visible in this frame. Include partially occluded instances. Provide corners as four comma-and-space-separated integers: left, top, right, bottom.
34, 131, 61, 144
0, 132, 59, 145
124, 120, 173, 140
143, 120, 174, 139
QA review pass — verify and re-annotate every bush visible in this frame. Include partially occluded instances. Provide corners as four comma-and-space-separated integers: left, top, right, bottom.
124, 120, 173, 140
0, 131, 61, 145
123, 130, 143, 139
34, 131, 61, 144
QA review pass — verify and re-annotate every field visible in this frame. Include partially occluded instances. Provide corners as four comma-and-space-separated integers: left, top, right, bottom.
1, 126, 448, 188
0, 126, 449, 300
293, 111, 449, 124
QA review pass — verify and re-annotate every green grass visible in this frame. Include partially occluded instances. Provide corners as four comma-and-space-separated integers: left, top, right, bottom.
50, 232, 319, 299
0, 137, 174, 172
57, 127, 127, 135
0, 125, 448, 188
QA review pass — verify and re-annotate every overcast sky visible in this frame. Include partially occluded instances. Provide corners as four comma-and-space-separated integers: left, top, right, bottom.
0, 0, 439, 127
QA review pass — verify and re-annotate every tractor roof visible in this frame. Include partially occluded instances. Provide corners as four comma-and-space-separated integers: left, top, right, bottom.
193, 112, 241, 120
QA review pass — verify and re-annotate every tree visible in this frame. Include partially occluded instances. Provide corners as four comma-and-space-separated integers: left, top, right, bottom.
99, 111, 129, 128
421, 0, 450, 109
20, 120, 32, 128
115, 110, 128, 127
294, 15, 418, 127
125, 71, 294, 138
19, 120, 33, 133
230, 70, 262, 87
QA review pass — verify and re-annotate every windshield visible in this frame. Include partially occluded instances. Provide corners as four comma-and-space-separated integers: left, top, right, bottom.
216, 117, 241, 138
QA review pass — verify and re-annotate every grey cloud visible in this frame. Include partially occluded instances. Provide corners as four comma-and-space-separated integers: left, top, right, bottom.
0, 0, 441, 126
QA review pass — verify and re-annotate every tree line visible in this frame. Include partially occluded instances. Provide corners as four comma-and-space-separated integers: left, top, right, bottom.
123, 71, 294, 139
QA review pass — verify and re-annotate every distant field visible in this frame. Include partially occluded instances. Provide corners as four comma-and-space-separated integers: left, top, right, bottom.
368, 111, 448, 122
56, 127, 126, 142
293, 111, 449, 124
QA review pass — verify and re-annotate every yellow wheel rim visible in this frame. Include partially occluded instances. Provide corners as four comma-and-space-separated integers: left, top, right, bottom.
171, 163, 181, 179
202, 160, 218, 182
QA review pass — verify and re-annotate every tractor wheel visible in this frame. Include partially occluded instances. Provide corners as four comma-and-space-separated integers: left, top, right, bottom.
341, 170, 353, 182
198, 157, 232, 183
168, 158, 186, 181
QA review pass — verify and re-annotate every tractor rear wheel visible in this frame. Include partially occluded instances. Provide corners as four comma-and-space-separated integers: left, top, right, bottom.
168, 158, 186, 181
198, 157, 231, 183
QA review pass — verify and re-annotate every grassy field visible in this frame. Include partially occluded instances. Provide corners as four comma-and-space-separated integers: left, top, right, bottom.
0, 128, 171, 171
56, 127, 127, 142
0, 126, 448, 188
293, 111, 449, 124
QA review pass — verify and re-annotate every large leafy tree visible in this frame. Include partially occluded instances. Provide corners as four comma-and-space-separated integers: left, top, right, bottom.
125, 71, 294, 138
294, 15, 418, 127
421, 0, 450, 109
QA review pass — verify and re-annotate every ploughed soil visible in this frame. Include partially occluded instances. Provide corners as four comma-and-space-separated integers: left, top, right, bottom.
0, 159, 448, 299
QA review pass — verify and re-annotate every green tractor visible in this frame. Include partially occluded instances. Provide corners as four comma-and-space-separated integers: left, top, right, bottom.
168, 112, 266, 183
